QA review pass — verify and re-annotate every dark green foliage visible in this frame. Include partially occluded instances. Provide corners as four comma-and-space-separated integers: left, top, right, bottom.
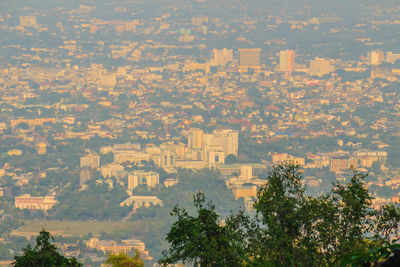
13, 230, 81, 267
159, 192, 249, 266
160, 164, 400, 266
55, 180, 130, 220
375, 204, 400, 242
127, 169, 242, 261
225, 154, 238, 164
0, 216, 23, 237
332, 172, 373, 255
253, 166, 390, 266
156, 169, 241, 216
254, 164, 309, 266
105, 250, 144, 267
337, 243, 400, 267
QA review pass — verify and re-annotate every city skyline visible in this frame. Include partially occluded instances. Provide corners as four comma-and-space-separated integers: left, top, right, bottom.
1, 0, 400, 265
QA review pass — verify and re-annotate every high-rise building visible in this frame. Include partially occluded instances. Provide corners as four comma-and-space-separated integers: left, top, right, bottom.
211, 48, 233, 66
204, 129, 239, 157
279, 49, 295, 72
238, 48, 262, 68
309, 58, 334, 77
188, 128, 204, 149
368, 50, 384, 65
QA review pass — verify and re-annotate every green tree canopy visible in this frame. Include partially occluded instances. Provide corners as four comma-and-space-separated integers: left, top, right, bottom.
105, 250, 144, 267
159, 192, 250, 266
13, 230, 81, 267
160, 164, 400, 266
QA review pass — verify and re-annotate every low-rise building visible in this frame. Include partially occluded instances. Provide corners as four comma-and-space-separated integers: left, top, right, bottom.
85, 238, 150, 259
15, 194, 57, 211
120, 196, 163, 209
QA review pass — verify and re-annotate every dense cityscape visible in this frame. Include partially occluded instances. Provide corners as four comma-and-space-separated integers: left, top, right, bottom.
1, 0, 400, 265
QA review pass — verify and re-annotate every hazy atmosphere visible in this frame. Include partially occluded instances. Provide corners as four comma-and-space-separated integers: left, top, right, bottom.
1, 0, 400, 266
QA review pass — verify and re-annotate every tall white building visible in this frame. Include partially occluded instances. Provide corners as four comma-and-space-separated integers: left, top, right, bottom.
188, 128, 204, 149
211, 48, 233, 67
368, 50, 384, 65
204, 129, 239, 157
279, 49, 295, 72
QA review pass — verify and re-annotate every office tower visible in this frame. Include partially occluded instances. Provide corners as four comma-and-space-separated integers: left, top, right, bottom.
204, 129, 239, 157
279, 49, 295, 72
368, 50, 384, 65
309, 58, 333, 76
212, 48, 233, 66
188, 128, 204, 149
238, 48, 262, 68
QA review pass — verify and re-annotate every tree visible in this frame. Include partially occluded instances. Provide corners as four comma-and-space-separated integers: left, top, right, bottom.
252, 165, 377, 265
13, 230, 81, 267
161, 164, 400, 266
331, 171, 373, 256
375, 203, 400, 242
159, 192, 250, 266
253, 163, 318, 266
225, 154, 238, 164
105, 250, 144, 267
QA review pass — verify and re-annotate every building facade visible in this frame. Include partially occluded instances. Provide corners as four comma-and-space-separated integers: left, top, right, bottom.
238, 48, 261, 68
15, 194, 57, 211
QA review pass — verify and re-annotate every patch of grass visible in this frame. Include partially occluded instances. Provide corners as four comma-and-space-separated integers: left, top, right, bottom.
14, 220, 141, 238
